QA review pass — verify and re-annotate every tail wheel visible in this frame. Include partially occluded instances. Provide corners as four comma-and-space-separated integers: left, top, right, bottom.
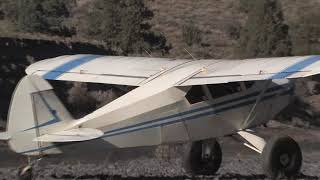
262, 135, 302, 179
18, 165, 32, 180
186, 139, 222, 175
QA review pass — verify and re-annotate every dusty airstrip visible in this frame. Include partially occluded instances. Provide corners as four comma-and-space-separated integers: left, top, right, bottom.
0, 121, 319, 180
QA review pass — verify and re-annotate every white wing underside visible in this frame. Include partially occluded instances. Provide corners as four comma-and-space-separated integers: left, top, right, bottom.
26, 55, 320, 86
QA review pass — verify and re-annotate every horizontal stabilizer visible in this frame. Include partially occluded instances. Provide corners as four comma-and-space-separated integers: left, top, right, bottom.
33, 128, 104, 142
0, 132, 10, 140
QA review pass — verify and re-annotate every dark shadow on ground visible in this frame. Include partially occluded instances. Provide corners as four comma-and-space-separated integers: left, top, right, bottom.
51, 173, 319, 180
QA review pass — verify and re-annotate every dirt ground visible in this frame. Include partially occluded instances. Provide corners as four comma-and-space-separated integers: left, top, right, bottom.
0, 121, 319, 180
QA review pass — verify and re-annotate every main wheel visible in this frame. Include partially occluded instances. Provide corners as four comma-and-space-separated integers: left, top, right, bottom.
262, 135, 302, 179
185, 139, 222, 175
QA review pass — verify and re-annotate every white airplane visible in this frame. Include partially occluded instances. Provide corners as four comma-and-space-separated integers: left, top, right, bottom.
1, 54, 320, 179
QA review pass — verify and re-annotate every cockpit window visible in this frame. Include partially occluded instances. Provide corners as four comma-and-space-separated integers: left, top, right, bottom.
186, 86, 206, 104
207, 82, 241, 99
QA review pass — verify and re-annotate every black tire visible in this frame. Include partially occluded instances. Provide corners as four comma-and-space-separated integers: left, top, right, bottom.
262, 135, 302, 179
186, 139, 222, 175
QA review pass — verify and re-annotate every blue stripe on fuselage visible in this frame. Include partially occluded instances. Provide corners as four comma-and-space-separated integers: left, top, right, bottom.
102, 89, 292, 138
22, 86, 285, 133
102, 85, 287, 135
43, 55, 103, 80
102, 85, 291, 137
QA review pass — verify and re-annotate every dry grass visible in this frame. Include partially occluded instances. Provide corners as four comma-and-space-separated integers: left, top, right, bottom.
281, 0, 320, 25
145, 0, 246, 59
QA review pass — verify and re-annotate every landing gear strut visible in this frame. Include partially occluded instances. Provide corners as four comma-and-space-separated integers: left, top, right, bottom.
262, 135, 302, 179
18, 157, 42, 180
185, 139, 222, 175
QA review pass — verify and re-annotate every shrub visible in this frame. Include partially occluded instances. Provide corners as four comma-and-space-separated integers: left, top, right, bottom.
67, 82, 97, 117
182, 22, 202, 46
3, 0, 75, 36
84, 0, 170, 55
89, 89, 119, 108
237, 0, 292, 58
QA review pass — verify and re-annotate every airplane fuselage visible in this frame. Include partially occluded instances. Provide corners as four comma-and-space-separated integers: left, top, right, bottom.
9, 76, 293, 155
90, 80, 293, 148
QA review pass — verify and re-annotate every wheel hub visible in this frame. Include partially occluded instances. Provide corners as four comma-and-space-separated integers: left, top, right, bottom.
202, 143, 212, 160
279, 153, 290, 167
188, 140, 222, 175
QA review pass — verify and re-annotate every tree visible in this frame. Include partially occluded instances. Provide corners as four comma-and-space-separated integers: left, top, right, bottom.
1, 0, 18, 21
290, 8, 320, 55
16, 0, 45, 32
237, 0, 292, 58
85, 0, 120, 45
0, 1, 5, 19
85, 0, 170, 55
40, 0, 71, 34
6, 0, 74, 36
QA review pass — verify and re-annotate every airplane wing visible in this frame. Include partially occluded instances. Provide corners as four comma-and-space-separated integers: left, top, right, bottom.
26, 54, 190, 86
33, 128, 103, 142
26, 54, 320, 86
178, 55, 320, 86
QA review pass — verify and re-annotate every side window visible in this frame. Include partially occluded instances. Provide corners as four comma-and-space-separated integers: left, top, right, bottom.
186, 86, 206, 104
207, 82, 241, 99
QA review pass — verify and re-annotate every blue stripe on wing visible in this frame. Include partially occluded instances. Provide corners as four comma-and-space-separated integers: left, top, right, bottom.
43, 55, 103, 80
271, 55, 320, 79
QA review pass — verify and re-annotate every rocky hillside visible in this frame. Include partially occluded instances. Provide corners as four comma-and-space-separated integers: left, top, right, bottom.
2, 0, 320, 58
281, 0, 320, 55
145, 0, 246, 59
144, 0, 320, 58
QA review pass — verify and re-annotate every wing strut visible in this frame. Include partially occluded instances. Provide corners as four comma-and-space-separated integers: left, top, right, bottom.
241, 80, 272, 129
